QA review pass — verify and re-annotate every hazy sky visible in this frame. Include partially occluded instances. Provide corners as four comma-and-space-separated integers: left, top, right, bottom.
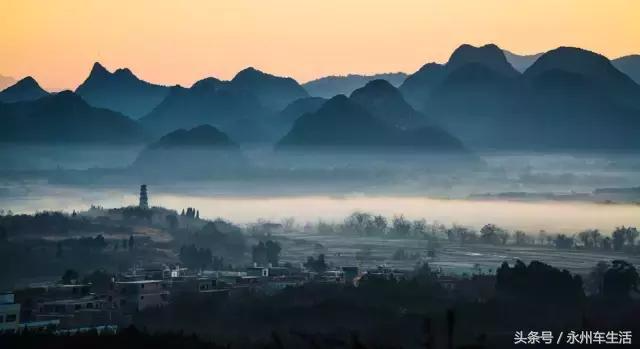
1, 0, 638, 90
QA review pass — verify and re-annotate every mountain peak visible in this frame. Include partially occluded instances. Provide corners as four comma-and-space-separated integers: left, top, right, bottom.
0, 76, 49, 103
447, 43, 519, 77
150, 124, 238, 149
89, 62, 110, 78
233, 67, 265, 80
191, 77, 224, 91
351, 79, 425, 129
524, 47, 637, 88
113, 67, 136, 79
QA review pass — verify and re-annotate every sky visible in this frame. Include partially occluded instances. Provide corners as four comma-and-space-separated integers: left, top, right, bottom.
1, 0, 638, 90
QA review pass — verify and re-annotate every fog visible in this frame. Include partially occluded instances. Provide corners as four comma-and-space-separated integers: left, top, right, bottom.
0, 144, 638, 233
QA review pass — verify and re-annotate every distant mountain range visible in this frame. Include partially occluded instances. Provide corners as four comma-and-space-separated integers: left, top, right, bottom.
140, 68, 309, 143
2, 45, 639, 152
303, 73, 407, 98
75, 62, 170, 119
503, 50, 640, 85
230, 67, 309, 111
0, 76, 49, 103
0, 74, 17, 91
612, 55, 640, 84
400, 44, 640, 150
0, 90, 146, 143
277, 94, 466, 152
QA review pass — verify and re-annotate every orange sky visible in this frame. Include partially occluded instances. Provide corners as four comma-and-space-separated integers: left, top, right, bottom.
1, 0, 638, 90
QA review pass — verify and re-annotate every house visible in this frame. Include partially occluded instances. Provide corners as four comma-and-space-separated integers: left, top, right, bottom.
110, 280, 169, 313
0, 292, 20, 333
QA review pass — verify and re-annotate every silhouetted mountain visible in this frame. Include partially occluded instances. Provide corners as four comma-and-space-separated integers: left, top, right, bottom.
0, 76, 49, 103
139, 77, 272, 143
277, 95, 466, 151
133, 125, 245, 178
400, 44, 519, 111
0, 91, 146, 143
277, 97, 326, 124
75, 62, 169, 119
349, 79, 427, 129
0, 74, 16, 91
524, 47, 640, 109
399, 63, 447, 110
303, 73, 407, 98
401, 44, 640, 150
503, 50, 543, 72
447, 44, 519, 77
230, 67, 308, 110
612, 54, 640, 84
148, 124, 238, 149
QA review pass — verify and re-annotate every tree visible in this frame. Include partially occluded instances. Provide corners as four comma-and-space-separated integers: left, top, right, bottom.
304, 254, 328, 273
165, 214, 178, 230
602, 260, 639, 300
265, 240, 281, 266
61, 269, 79, 284
252, 241, 268, 266
586, 261, 610, 295
480, 224, 503, 244
514, 231, 528, 245
372, 215, 387, 235
612, 227, 628, 251
578, 229, 601, 249
179, 244, 213, 269
497, 230, 510, 245
390, 215, 411, 237
411, 219, 427, 238
554, 234, 574, 249
344, 212, 375, 235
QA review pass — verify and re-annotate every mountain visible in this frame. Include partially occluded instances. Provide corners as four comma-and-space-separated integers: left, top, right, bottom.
75, 62, 169, 119
277, 95, 466, 151
349, 79, 427, 129
524, 47, 640, 109
612, 54, 640, 84
303, 73, 407, 98
503, 50, 543, 72
400, 44, 519, 111
139, 77, 271, 143
399, 63, 448, 110
277, 97, 326, 124
447, 44, 519, 78
132, 125, 245, 178
0, 91, 146, 143
0, 76, 49, 103
147, 124, 238, 149
0, 74, 17, 91
230, 67, 308, 111
401, 44, 640, 150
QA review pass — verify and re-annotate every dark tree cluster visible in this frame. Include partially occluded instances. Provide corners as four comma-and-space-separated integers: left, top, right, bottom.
304, 254, 328, 273
181, 207, 200, 219
251, 240, 281, 266
496, 260, 584, 304
179, 244, 224, 270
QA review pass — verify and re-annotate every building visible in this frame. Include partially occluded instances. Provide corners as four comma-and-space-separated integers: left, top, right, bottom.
111, 280, 169, 313
0, 292, 20, 333
139, 184, 149, 209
